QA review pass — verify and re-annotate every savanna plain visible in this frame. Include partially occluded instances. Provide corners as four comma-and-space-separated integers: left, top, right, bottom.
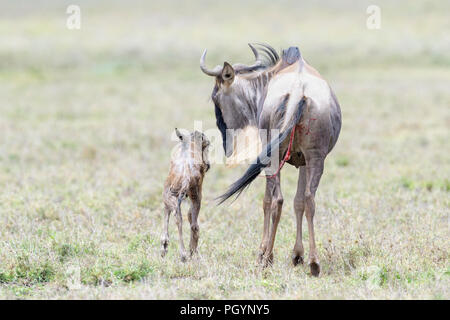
0, 0, 448, 299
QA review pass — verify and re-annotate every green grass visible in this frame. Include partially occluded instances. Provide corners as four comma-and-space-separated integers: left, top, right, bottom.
0, 0, 448, 299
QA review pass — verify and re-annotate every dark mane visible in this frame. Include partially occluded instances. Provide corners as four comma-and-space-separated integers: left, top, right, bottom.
212, 85, 228, 156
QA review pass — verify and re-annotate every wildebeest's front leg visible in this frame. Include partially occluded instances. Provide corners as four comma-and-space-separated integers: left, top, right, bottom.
187, 189, 201, 256
292, 166, 306, 266
160, 205, 172, 257
305, 157, 324, 276
258, 180, 272, 265
261, 173, 283, 267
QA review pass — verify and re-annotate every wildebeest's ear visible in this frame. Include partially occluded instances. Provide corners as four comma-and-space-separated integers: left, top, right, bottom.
221, 62, 235, 85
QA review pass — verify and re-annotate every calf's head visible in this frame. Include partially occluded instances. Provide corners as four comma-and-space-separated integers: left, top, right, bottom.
175, 128, 210, 170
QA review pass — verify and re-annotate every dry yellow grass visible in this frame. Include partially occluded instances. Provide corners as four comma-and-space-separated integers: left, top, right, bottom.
0, 0, 448, 299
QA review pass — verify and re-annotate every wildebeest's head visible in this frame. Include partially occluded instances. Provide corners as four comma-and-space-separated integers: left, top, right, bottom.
200, 44, 279, 157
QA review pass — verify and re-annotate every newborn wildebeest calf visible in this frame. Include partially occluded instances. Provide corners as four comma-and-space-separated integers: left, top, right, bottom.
161, 128, 210, 261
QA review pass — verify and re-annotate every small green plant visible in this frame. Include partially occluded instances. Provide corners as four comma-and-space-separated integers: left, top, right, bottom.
424, 181, 433, 191
400, 177, 415, 190
336, 156, 350, 167
444, 179, 450, 192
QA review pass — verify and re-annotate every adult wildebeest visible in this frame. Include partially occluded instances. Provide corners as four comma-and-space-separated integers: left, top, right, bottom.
200, 44, 341, 276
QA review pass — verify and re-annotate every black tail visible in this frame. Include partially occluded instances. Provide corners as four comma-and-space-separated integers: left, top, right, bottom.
217, 97, 306, 204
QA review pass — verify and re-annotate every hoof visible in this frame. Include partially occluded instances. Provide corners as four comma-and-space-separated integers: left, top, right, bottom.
190, 249, 198, 257
309, 262, 320, 277
257, 252, 264, 265
261, 253, 274, 268
292, 254, 304, 266
257, 246, 267, 264
160, 241, 168, 258
180, 254, 187, 263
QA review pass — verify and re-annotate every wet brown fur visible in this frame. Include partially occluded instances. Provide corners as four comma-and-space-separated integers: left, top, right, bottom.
161, 130, 210, 261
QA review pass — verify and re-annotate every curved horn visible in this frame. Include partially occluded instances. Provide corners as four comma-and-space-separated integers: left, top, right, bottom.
200, 49, 223, 77
232, 43, 264, 73
248, 43, 260, 61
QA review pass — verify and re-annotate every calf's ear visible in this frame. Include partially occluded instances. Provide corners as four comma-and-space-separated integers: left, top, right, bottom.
175, 128, 183, 141
221, 62, 235, 85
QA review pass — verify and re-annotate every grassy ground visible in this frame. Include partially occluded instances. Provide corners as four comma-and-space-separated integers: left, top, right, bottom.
0, 0, 448, 299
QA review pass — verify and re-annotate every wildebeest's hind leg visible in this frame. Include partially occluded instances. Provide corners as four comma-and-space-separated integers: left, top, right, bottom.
187, 189, 201, 256
304, 157, 325, 276
261, 173, 283, 268
292, 166, 306, 266
160, 204, 172, 257
175, 197, 187, 262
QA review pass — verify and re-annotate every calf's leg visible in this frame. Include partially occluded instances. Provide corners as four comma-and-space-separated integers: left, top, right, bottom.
160, 205, 172, 257
175, 200, 187, 262
187, 191, 201, 256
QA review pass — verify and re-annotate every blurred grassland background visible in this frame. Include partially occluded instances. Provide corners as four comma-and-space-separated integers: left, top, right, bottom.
0, 0, 448, 299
